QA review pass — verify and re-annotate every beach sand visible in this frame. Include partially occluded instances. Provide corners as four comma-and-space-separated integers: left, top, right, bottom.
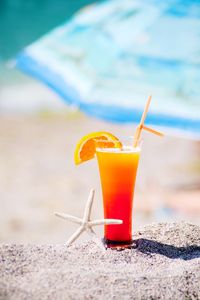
0, 222, 200, 299
0, 113, 199, 244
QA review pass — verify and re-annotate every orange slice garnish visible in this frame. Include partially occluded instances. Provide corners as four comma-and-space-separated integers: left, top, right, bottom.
74, 131, 121, 165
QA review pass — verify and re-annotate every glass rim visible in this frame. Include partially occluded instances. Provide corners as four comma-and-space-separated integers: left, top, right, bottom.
93, 136, 142, 142
94, 136, 142, 149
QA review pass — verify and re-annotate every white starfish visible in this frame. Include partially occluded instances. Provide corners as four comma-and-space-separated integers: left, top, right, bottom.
54, 189, 123, 246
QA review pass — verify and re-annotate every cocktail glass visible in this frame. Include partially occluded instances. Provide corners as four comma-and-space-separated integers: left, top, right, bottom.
96, 137, 141, 249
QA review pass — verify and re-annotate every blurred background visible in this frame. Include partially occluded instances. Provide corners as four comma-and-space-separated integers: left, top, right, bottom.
0, 0, 199, 243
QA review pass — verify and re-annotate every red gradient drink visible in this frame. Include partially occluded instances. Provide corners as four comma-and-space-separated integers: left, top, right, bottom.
96, 140, 140, 247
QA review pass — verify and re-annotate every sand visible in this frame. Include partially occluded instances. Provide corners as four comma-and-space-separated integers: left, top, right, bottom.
0, 222, 200, 300
0, 114, 200, 244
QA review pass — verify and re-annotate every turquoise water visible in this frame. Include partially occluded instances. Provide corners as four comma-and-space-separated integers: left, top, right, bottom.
0, 0, 96, 61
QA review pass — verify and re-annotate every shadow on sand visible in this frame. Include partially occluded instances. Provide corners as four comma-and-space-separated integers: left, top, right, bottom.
135, 239, 200, 260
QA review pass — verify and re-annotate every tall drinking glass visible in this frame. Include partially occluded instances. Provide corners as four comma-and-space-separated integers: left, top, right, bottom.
96, 137, 141, 249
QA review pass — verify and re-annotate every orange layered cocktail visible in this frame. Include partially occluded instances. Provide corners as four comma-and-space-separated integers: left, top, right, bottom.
74, 96, 164, 250
96, 139, 140, 247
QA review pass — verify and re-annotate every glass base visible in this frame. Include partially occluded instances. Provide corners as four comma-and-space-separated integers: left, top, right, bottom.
103, 238, 137, 251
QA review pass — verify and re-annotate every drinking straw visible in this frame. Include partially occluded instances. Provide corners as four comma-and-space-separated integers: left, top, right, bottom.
133, 95, 164, 147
